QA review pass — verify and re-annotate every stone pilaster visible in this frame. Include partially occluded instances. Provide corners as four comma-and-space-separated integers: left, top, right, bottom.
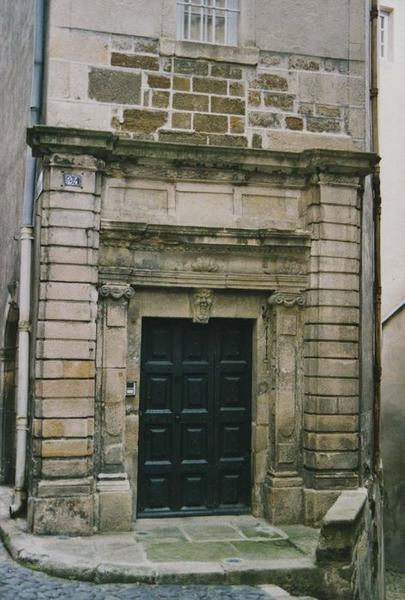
29, 154, 101, 535
263, 291, 305, 524
303, 174, 361, 525
96, 283, 134, 532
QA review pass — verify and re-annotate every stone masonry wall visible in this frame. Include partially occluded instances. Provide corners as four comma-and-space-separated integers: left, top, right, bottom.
46, 29, 366, 152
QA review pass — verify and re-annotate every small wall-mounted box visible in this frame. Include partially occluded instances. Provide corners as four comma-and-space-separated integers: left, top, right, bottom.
126, 381, 137, 397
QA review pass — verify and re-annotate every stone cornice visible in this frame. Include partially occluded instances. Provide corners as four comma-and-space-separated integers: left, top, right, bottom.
27, 126, 379, 178
100, 220, 311, 248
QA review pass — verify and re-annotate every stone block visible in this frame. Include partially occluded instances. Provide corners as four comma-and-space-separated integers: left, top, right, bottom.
304, 324, 359, 342
305, 341, 358, 359
41, 438, 92, 458
133, 37, 158, 54
45, 227, 94, 248
42, 458, 90, 478
37, 478, 93, 497
316, 104, 341, 118
39, 398, 94, 419
263, 478, 304, 524
194, 113, 228, 133
193, 77, 227, 95
97, 475, 132, 532
45, 265, 98, 284
111, 52, 159, 70
305, 414, 359, 433
306, 306, 359, 325
174, 58, 209, 76
311, 240, 360, 260
172, 112, 192, 129
159, 130, 208, 145
46, 99, 111, 130
120, 109, 168, 133
248, 91, 261, 106
229, 82, 245, 96
42, 418, 93, 438
210, 63, 242, 79
249, 112, 282, 128
40, 281, 97, 302
105, 368, 126, 403
40, 321, 96, 341
29, 495, 94, 535
263, 93, 295, 110
307, 116, 341, 133
46, 192, 100, 213
286, 116, 304, 131
305, 377, 359, 396
289, 55, 320, 71
230, 116, 245, 134
208, 134, 248, 147
304, 450, 358, 470
39, 300, 94, 322
36, 378, 95, 398
211, 96, 245, 115
252, 133, 263, 148
49, 26, 109, 64
250, 73, 288, 91
304, 432, 359, 451
39, 339, 96, 360
88, 68, 141, 104
173, 93, 209, 112
148, 74, 171, 89
173, 76, 190, 91
152, 91, 170, 108
305, 357, 358, 378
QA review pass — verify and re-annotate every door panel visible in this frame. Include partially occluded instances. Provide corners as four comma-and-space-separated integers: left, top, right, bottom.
138, 318, 252, 517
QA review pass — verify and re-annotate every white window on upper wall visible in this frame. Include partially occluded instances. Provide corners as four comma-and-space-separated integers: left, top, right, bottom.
380, 9, 393, 60
176, 0, 240, 46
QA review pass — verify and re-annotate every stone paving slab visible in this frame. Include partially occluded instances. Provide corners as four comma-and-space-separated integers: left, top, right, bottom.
0, 486, 321, 597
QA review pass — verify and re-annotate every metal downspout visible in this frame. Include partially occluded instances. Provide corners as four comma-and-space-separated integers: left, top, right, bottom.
370, 0, 382, 480
10, 0, 46, 517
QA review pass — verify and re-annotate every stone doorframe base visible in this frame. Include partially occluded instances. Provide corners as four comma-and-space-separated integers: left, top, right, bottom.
95, 285, 306, 530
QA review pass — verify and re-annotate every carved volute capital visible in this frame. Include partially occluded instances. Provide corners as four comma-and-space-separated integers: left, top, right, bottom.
190, 288, 214, 324
268, 292, 305, 308
99, 284, 135, 301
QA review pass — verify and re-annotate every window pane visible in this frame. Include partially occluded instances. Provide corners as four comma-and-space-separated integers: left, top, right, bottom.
191, 7, 202, 41
215, 15, 225, 44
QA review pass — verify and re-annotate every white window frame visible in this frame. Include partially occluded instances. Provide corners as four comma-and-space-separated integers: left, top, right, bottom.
379, 8, 393, 61
176, 0, 240, 47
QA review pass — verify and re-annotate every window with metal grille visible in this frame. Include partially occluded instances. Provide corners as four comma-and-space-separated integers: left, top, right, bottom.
176, 0, 240, 46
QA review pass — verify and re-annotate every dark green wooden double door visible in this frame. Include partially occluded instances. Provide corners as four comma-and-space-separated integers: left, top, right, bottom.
138, 318, 252, 517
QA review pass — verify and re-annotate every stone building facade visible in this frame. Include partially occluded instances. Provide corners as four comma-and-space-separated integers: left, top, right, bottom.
0, 1, 383, 598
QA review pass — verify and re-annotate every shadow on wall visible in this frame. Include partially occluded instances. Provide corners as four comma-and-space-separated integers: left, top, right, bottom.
382, 311, 405, 572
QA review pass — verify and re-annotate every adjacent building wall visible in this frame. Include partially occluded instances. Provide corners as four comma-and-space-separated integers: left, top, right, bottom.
0, 1, 34, 322
0, 1, 35, 479
380, 0, 405, 572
